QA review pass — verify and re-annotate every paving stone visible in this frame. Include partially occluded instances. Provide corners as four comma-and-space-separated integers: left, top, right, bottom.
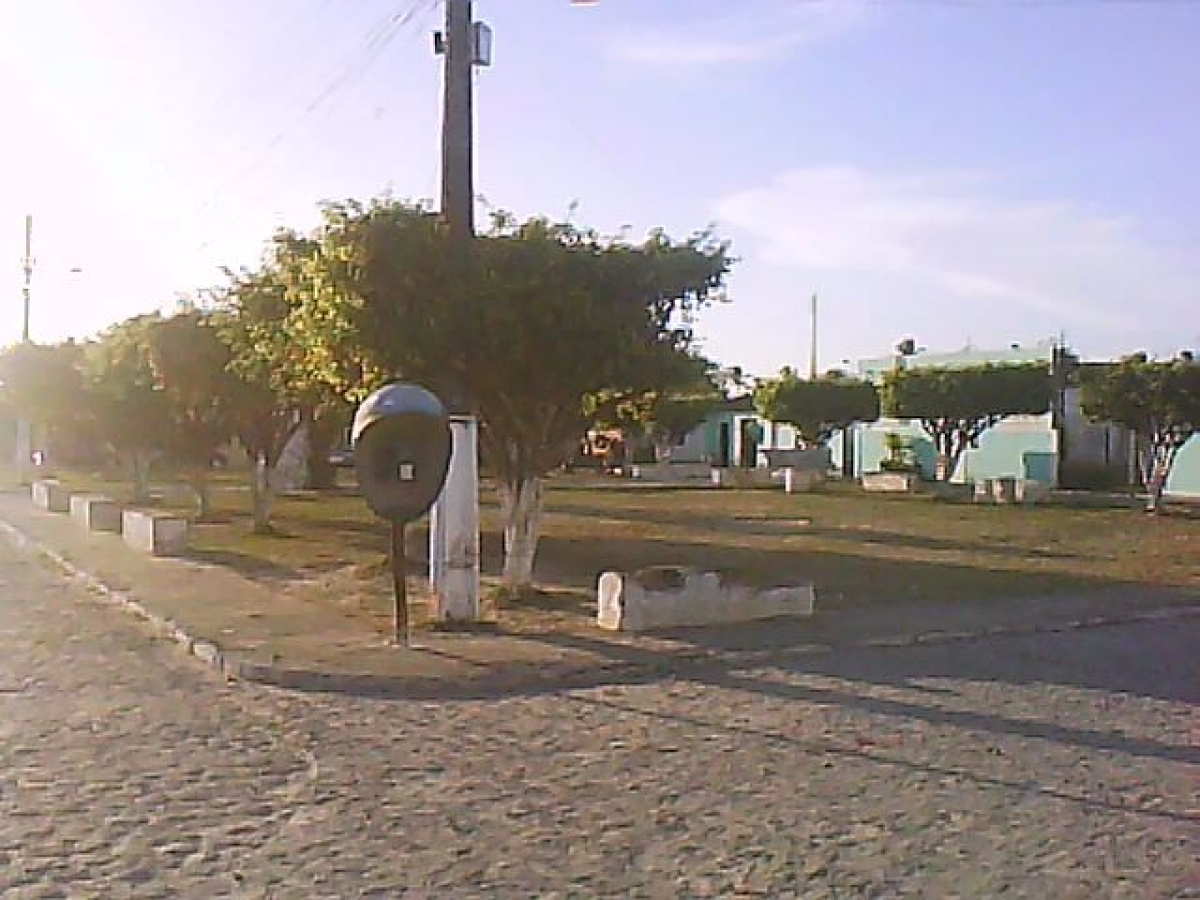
1, 540, 1197, 897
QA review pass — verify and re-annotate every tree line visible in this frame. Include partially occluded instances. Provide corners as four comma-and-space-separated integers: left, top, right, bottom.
0, 200, 731, 588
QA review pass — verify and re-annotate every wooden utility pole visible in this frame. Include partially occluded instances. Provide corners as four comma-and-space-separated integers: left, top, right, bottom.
441, 0, 475, 242
429, 0, 485, 622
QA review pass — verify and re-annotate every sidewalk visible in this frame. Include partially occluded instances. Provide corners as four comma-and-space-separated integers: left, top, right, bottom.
2, 489, 1197, 699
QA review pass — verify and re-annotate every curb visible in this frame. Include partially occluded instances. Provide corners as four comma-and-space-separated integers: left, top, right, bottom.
3, 515, 1200, 699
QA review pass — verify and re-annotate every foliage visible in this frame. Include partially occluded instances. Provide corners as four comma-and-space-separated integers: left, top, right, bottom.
268, 198, 731, 586
754, 368, 879, 446
587, 351, 723, 453
880, 432, 917, 473
83, 316, 173, 497
1080, 354, 1200, 509
0, 341, 85, 429
881, 362, 1051, 480
141, 311, 240, 517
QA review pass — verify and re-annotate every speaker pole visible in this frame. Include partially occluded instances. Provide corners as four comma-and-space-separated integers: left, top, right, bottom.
390, 519, 409, 646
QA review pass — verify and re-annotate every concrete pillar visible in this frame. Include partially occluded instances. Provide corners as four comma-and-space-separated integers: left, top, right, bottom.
428, 416, 480, 621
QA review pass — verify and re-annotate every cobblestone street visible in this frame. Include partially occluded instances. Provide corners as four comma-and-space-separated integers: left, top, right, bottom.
1, 539, 1197, 898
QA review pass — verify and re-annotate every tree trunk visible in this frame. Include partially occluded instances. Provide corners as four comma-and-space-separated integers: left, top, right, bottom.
131, 454, 152, 505
249, 454, 274, 533
499, 476, 543, 591
191, 472, 212, 520
1145, 442, 1177, 514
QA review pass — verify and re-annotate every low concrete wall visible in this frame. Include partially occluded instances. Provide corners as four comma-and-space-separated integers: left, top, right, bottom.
710, 467, 777, 488
122, 509, 189, 556
783, 468, 825, 494
629, 462, 713, 483
31, 479, 72, 513
861, 472, 922, 493
69, 494, 122, 533
972, 478, 1051, 505
597, 567, 815, 632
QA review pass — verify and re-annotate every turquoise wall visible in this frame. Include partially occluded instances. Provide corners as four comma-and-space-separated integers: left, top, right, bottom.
855, 414, 1057, 483
1165, 434, 1200, 499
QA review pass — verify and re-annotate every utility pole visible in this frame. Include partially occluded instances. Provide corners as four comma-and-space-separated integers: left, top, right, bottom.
441, 0, 475, 243
21, 215, 33, 344
428, 0, 488, 622
809, 293, 818, 379
13, 215, 34, 478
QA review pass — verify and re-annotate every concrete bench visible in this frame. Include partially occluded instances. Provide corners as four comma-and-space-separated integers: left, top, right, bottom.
710, 467, 776, 488
69, 494, 123, 533
782, 467, 825, 494
972, 478, 1050, 505
122, 509, 189, 556
31, 479, 72, 513
597, 567, 815, 632
861, 472, 921, 493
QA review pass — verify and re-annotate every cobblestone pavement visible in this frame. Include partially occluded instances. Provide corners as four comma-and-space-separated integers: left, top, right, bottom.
2, 541, 1197, 899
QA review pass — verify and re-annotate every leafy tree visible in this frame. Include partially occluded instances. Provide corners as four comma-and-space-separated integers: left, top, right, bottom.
588, 351, 722, 461
84, 316, 173, 502
1081, 354, 1200, 511
881, 362, 1051, 481
754, 368, 880, 446
0, 341, 86, 466
143, 311, 238, 519
213, 233, 347, 532
278, 199, 730, 589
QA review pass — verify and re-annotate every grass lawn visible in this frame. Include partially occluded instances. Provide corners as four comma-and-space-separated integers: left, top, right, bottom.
21, 466, 1198, 634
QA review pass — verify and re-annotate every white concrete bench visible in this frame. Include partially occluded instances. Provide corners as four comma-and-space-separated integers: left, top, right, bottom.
69, 494, 123, 533
31, 479, 72, 513
861, 472, 921, 493
597, 567, 815, 632
122, 509, 189, 556
973, 478, 1050, 505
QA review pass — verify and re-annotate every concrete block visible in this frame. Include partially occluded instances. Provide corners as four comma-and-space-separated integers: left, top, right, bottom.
991, 476, 1018, 504
597, 567, 815, 632
31, 479, 72, 513
710, 467, 776, 488
783, 468, 825, 494
122, 509, 189, 556
630, 462, 713, 483
861, 472, 920, 493
1015, 479, 1052, 504
69, 494, 123, 533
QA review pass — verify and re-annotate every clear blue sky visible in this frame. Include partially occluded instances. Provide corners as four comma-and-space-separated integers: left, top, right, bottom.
2, 0, 1197, 374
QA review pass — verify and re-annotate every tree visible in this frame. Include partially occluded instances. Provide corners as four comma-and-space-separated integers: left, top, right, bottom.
588, 351, 723, 461
213, 233, 339, 533
84, 317, 173, 502
277, 199, 731, 590
143, 311, 238, 519
0, 341, 86, 466
881, 362, 1051, 481
1081, 354, 1200, 511
754, 368, 880, 446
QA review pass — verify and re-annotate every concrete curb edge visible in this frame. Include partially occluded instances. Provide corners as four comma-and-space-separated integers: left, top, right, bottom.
3, 514, 1199, 699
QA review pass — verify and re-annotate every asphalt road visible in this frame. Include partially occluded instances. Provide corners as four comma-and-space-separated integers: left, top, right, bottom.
1, 540, 1197, 898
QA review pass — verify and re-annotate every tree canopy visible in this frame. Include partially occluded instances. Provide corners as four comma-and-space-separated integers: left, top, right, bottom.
254, 199, 731, 586
754, 368, 879, 445
1081, 354, 1199, 510
882, 362, 1051, 480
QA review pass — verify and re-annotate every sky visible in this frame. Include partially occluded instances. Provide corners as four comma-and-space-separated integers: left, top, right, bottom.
1, 0, 1198, 376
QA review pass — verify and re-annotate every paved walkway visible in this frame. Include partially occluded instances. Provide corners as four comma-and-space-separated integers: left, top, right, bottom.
2, 536, 1197, 897
1, 488, 1198, 699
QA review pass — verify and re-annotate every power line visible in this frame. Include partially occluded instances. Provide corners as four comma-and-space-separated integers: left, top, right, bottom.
190, 0, 440, 251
